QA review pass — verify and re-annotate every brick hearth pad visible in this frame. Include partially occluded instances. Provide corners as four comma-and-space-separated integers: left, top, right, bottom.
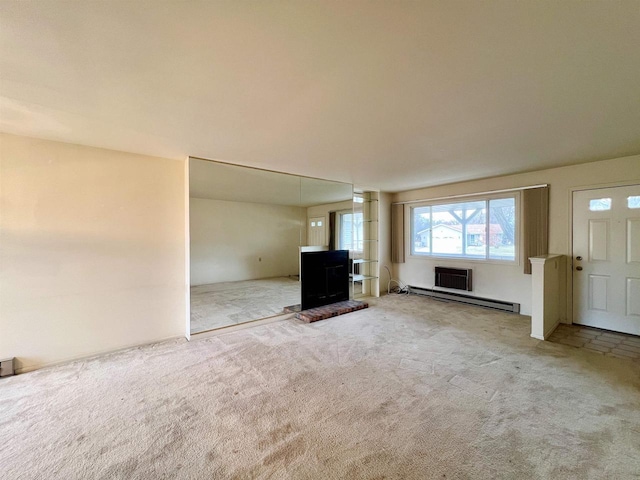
295, 300, 368, 323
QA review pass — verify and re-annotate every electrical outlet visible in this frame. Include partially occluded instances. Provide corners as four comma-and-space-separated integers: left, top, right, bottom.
0, 358, 15, 377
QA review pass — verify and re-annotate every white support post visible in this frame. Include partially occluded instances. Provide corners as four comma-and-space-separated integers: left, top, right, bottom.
530, 254, 567, 340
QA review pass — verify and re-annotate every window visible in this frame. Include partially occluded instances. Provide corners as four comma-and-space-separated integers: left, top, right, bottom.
589, 198, 611, 211
339, 211, 363, 251
411, 195, 517, 261
628, 196, 640, 209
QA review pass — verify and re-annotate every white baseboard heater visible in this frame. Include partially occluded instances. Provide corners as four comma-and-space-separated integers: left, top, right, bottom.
409, 285, 520, 313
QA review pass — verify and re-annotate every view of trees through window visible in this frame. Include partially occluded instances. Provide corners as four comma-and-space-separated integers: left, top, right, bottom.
412, 196, 516, 261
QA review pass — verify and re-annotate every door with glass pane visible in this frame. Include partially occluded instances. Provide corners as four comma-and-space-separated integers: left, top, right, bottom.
572, 185, 640, 334
308, 217, 326, 246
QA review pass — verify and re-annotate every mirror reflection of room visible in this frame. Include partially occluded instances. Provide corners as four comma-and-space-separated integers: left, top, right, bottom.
189, 158, 353, 334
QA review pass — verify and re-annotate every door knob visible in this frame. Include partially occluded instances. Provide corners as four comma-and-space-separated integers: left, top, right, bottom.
576, 256, 583, 261
576, 266, 583, 271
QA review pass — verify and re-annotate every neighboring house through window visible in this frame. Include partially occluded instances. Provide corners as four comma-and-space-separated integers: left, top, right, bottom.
411, 195, 517, 262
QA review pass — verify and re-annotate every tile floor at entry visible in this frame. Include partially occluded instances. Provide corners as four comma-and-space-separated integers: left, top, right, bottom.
549, 323, 640, 363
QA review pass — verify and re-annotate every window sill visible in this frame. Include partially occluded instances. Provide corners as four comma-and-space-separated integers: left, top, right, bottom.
407, 253, 519, 267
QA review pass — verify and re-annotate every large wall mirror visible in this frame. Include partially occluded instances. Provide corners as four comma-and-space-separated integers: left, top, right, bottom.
189, 158, 353, 334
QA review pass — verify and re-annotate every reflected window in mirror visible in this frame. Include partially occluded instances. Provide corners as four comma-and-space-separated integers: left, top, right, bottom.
339, 211, 363, 251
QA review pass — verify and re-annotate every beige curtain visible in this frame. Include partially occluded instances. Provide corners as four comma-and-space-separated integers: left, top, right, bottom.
391, 203, 405, 263
522, 186, 549, 274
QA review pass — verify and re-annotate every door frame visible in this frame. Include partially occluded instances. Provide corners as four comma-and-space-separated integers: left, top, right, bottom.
568, 180, 640, 326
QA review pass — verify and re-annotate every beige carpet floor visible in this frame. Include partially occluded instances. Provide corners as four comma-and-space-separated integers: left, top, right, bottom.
2, 294, 639, 479
190, 277, 300, 333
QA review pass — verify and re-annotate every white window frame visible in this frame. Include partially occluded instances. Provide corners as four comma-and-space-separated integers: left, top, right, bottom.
408, 192, 520, 265
336, 209, 363, 253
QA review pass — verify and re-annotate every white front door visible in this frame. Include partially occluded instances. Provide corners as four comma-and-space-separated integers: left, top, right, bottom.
308, 216, 326, 246
572, 185, 640, 335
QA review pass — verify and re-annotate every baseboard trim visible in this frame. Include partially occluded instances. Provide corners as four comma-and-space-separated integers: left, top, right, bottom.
14, 334, 186, 375
543, 320, 561, 340
408, 285, 520, 313
190, 312, 295, 341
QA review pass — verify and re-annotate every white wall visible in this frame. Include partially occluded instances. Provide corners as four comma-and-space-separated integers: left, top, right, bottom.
190, 198, 304, 285
391, 154, 640, 316
0, 134, 187, 373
